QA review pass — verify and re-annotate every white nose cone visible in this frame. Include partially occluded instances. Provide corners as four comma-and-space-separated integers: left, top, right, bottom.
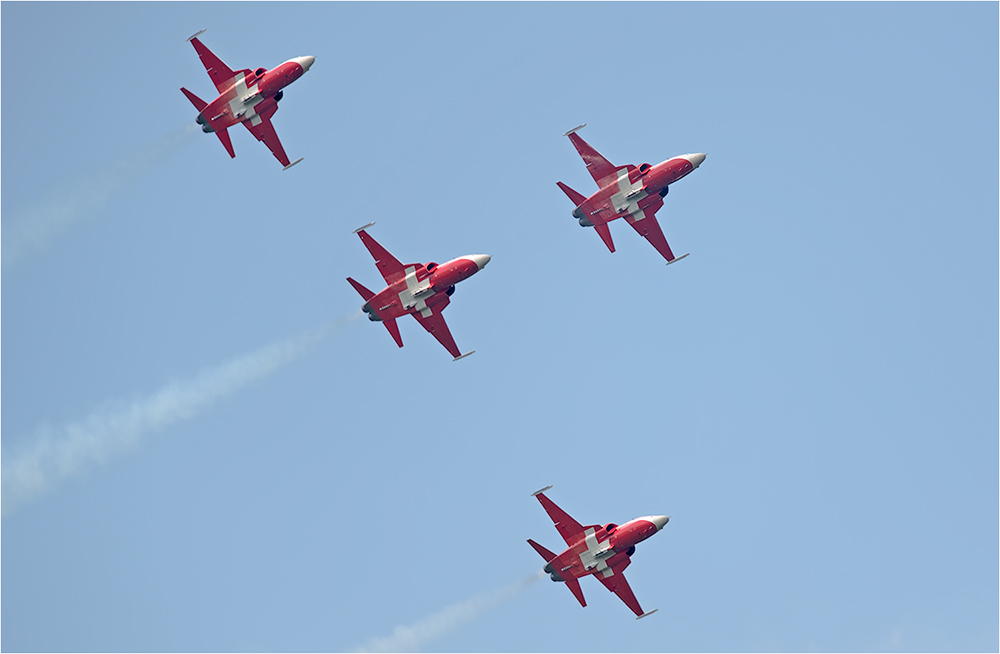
650, 515, 670, 530
294, 55, 315, 72
469, 254, 491, 270
682, 153, 706, 168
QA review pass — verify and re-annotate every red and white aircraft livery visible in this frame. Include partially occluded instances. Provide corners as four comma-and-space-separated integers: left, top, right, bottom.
346, 223, 490, 361
180, 29, 314, 169
557, 124, 706, 264
527, 486, 669, 619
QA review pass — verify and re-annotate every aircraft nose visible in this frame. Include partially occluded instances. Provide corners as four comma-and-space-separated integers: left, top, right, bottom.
685, 153, 706, 168
295, 56, 316, 72
469, 254, 491, 270
650, 515, 670, 530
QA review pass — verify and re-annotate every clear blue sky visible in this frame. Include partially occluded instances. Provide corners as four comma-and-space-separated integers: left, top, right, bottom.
2, 2, 997, 652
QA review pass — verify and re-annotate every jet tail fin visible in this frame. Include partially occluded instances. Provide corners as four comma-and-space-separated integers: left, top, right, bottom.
181, 87, 233, 159
594, 223, 615, 253
527, 538, 557, 563
180, 86, 208, 112
346, 277, 376, 302
383, 318, 403, 349
215, 128, 236, 159
556, 181, 587, 207
565, 578, 587, 608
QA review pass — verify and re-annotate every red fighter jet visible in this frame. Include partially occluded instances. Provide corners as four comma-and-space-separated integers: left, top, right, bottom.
346, 223, 490, 361
557, 124, 706, 264
527, 486, 669, 619
180, 29, 314, 169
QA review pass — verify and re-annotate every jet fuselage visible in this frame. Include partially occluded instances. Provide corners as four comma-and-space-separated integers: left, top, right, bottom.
362, 255, 490, 322
544, 515, 669, 583
573, 154, 706, 227
196, 56, 314, 134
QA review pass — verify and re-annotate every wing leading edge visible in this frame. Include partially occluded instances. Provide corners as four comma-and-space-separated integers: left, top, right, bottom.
354, 228, 407, 285
566, 127, 636, 189
595, 558, 656, 619
410, 300, 462, 360
624, 201, 688, 264
241, 104, 297, 168
533, 489, 586, 547
187, 32, 239, 94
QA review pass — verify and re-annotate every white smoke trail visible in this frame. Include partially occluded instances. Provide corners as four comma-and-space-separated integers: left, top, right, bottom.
1, 316, 357, 515
1, 124, 198, 270
353, 572, 545, 653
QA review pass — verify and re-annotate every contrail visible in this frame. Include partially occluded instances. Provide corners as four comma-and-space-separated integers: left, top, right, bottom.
1, 315, 358, 515
1, 124, 198, 270
353, 572, 545, 653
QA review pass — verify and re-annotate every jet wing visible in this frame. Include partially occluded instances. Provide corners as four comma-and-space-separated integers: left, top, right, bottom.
242, 105, 292, 168
624, 200, 681, 263
188, 35, 243, 93
595, 558, 650, 618
534, 491, 586, 547
410, 301, 462, 359
566, 130, 634, 189
355, 229, 407, 285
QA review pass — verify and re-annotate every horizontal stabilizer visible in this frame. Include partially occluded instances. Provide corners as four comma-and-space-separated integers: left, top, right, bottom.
353, 222, 376, 234
346, 277, 375, 301
637, 609, 659, 620
565, 578, 587, 608
186, 28, 207, 42
383, 318, 403, 349
215, 128, 235, 159
531, 485, 553, 497
180, 87, 207, 112
556, 181, 587, 207
666, 253, 690, 266
563, 123, 586, 136
527, 538, 557, 562
453, 351, 476, 362
595, 223, 615, 253
283, 157, 304, 171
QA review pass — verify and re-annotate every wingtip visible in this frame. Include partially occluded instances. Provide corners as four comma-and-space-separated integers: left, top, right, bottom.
563, 123, 587, 137
186, 28, 207, 42
352, 222, 376, 234
531, 485, 553, 497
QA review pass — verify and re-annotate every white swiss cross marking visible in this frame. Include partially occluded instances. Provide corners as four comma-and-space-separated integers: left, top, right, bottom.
579, 528, 614, 578
398, 266, 435, 318
227, 73, 265, 126
610, 169, 647, 223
